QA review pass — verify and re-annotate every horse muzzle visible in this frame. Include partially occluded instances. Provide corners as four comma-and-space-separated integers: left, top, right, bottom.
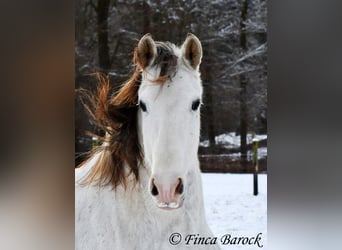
150, 177, 185, 210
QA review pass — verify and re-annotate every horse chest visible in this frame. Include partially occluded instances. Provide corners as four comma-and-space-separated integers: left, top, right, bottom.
76, 184, 211, 250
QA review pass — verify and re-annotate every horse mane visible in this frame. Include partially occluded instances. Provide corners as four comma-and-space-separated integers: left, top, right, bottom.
78, 41, 178, 189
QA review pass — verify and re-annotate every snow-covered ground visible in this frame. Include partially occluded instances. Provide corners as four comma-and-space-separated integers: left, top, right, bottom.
202, 173, 267, 249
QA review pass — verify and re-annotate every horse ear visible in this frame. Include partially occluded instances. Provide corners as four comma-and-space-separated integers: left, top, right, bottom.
182, 33, 202, 70
136, 33, 157, 69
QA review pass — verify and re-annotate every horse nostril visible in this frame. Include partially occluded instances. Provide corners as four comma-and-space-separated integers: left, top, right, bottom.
151, 185, 158, 196
151, 179, 159, 196
175, 178, 184, 195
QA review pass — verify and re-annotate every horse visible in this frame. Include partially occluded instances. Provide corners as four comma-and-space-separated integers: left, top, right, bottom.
75, 34, 220, 250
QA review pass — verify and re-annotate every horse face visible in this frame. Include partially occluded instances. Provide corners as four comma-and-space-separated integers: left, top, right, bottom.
136, 34, 203, 210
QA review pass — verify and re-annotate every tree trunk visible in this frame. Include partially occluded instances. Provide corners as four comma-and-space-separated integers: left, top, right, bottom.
202, 51, 216, 149
97, 0, 111, 73
142, 1, 151, 34
239, 0, 249, 171
240, 76, 248, 170
206, 82, 216, 148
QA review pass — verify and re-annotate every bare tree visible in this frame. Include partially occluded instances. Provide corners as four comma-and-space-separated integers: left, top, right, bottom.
239, 0, 249, 170
75, 0, 268, 170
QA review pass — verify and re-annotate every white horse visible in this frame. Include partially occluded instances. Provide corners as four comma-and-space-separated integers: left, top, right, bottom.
76, 34, 220, 250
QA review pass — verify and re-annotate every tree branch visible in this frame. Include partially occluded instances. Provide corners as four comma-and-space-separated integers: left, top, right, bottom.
230, 43, 267, 68
88, 0, 98, 12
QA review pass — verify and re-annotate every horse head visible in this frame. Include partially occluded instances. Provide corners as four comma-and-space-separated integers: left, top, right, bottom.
136, 34, 203, 210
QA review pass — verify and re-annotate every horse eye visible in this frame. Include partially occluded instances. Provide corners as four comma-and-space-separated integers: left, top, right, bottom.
191, 99, 201, 111
139, 100, 147, 112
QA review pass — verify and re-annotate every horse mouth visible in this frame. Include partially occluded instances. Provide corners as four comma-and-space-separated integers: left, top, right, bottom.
156, 195, 185, 210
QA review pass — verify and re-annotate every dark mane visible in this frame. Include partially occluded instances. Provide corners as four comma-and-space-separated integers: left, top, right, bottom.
78, 41, 178, 189
152, 42, 178, 83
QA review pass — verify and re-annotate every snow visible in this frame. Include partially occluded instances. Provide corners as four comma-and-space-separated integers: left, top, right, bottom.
246, 146, 267, 161
215, 132, 267, 147
200, 132, 267, 148
256, 147, 267, 159
199, 132, 268, 162
202, 173, 267, 249
215, 132, 241, 146
199, 140, 210, 147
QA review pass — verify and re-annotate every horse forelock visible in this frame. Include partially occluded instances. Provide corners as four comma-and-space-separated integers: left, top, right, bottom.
135, 41, 179, 84
153, 42, 178, 81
